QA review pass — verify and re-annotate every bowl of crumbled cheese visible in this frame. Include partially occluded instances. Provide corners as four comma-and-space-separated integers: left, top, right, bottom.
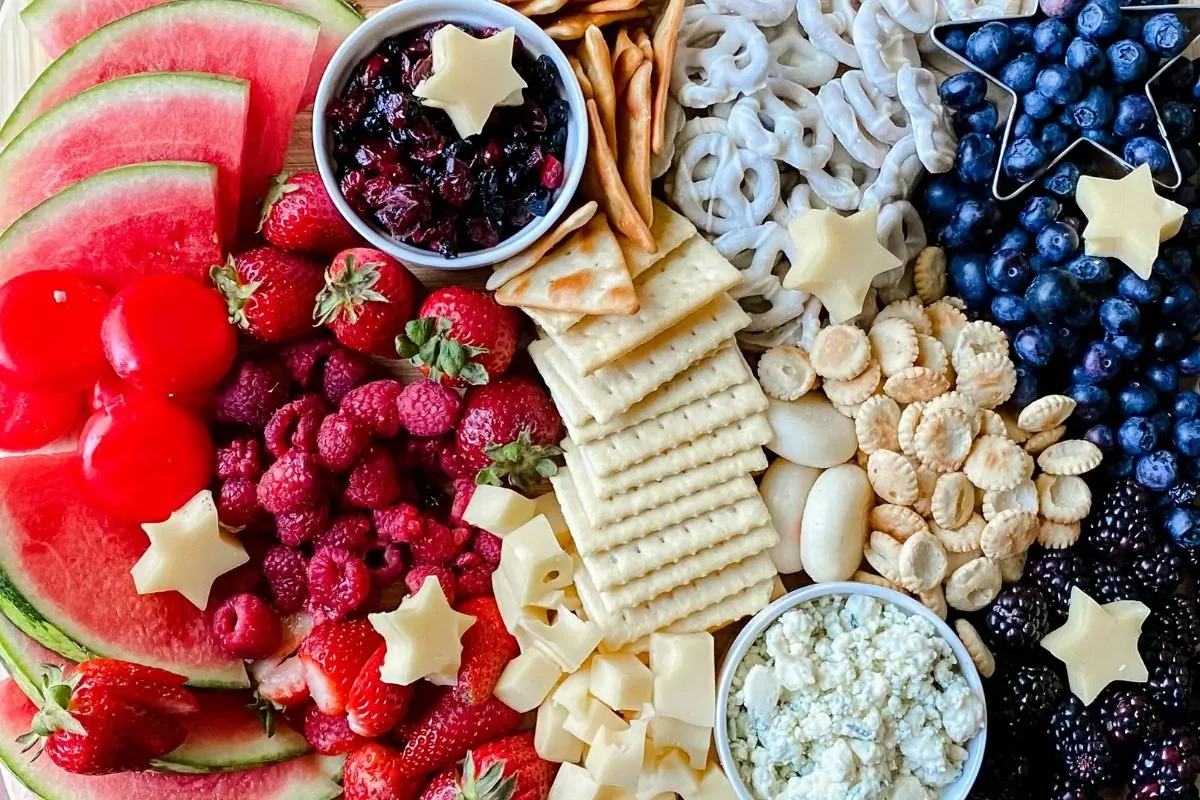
716, 583, 987, 800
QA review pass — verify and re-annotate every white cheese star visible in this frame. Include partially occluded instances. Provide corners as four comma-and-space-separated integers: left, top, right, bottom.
369, 578, 476, 686
414, 26, 528, 139
130, 490, 249, 611
782, 206, 902, 322
1076, 164, 1186, 279
1041, 586, 1149, 705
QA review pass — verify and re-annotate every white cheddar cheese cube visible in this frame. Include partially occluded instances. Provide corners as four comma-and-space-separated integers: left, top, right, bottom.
564, 697, 627, 744
550, 664, 593, 720
637, 748, 700, 799
494, 648, 564, 712
561, 584, 583, 612
549, 763, 603, 800
535, 700, 585, 763
590, 654, 653, 711
462, 485, 537, 536
649, 633, 714, 727
519, 606, 602, 671
683, 763, 738, 800
649, 716, 711, 770
585, 719, 647, 788
492, 569, 550, 634
500, 516, 574, 605
536, 492, 572, 546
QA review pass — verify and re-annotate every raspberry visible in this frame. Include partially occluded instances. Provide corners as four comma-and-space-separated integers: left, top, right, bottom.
316, 412, 370, 474
217, 478, 262, 528
340, 380, 404, 438
404, 435, 447, 477
322, 348, 373, 404
210, 593, 282, 659
280, 337, 338, 388
275, 504, 329, 547
264, 394, 329, 457
449, 477, 475, 525
410, 520, 462, 566
471, 530, 502, 564
303, 703, 366, 756
263, 546, 309, 613
396, 379, 463, 438
258, 450, 326, 514
455, 565, 495, 599
307, 546, 371, 622
215, 437, 264, 480
374, 503, 424, 543
438, 441, 471, 479
344, 446, 402, 510
216, 360, 293, 427
369, 544, 408, 585
406, 565, 456, 604
317, 513, 375, 553
452, 551, 484, 571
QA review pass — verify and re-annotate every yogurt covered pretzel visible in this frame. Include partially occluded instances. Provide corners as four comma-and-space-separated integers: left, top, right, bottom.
841, 71, 909, 143
861, 134, 923, 209
671, 4, 770, 108
651, 97, 686, 179
897, 65, 957, 174
703, 0, 794, 28
670, 117, 781, 234
877, 199, 928, 263
770, 180, 828, 224
801, 141, 879, 210
795, 0, 861, 67
764, 14, 839, 89
882, 0, 940, 33
716, 222, 816, 332
728, 78, 834, 171
943, 0, 1023, 20
739, 296, 826, 351
852, 0, 921, 96
818, 76, 891, 168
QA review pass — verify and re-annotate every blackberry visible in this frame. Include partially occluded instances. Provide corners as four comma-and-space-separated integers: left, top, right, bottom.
1131, 726, 1200, 791
1130, 544, 1188, 598
1165, 481, 1198, 507
1130, 776, 1200, 799
1146, 594, 1200, 651
995, 663, 1065, 734
985, 585, 1052, 648
1090, 562, 1143, 603
1098, 686, 1164, 745
1050, 699, 1117, 786
1028, 548, 1091, 620
1145, 642, 1195, 714
971, 743, 1036, 800
1047, 776, 1098, 800
1085, 480, 1158, 564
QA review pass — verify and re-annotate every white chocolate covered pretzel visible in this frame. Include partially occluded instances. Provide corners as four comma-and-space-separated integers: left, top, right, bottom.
861, 134, 924, 209
943, 0, 1023, 20
795, 0, 861, 67
716, 222, 817, 332
671, 4, 770, 108
801, 141, 879, 210
818, 76, 890, 168
703, 0, 795, 27
842, 71, 909, 143
852, 0, 921, 96
739, 296, 826, 351
882, 0, 940, 33
897, 65, 957, 174
877, 199, 928, 263
670, 118, 781, 234
770, 180, 829, 224
651, 97, 686, 180
764, 14, 839, 89
728, 78, 834, 171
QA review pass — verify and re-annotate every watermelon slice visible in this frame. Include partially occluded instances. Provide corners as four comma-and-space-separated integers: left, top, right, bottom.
20, 0, 361, 107
0, 451, 248, 688
0, 680, 343, 800
0, 615, 310, 773
1, 0, 320, 213
0, 162, 222, 289
0, 72, 249, 239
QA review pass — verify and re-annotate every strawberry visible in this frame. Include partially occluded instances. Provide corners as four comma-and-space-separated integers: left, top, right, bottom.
303, 702, 367, 755
259, 170, 362, 256
453, 597, 519, 706
397, 689, 522, 776
315, 249, 419, 356
395, 287, 519, 387
420, 734, 555, 800
455, 378, 563, 492
251, 655, 311, 711
348, 645, 416, 737
211, 248, 325, 343
345, 742, 425, 800
70, 659, 198, 717
299, 619, 384, 716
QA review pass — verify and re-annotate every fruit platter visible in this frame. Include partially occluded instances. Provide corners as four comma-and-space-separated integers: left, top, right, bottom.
3, 0, 1200, 795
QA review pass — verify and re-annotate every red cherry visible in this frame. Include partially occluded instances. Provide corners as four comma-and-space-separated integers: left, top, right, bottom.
101, 275, 238, 396
80, 395, 214, 522
0, 375, 84, 452
0, 271, 110, 392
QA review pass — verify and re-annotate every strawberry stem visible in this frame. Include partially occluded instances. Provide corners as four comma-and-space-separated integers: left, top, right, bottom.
257, 171, 299, 232
210, 258, 262, 332
395, 317, 490, 385
313, 254, 390, 326
457, 754, 516, 800
476, 430, 562, 493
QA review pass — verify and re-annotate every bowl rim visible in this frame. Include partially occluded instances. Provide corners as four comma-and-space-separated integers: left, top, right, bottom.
312, 0, 589, 271
714, 582, 989, 800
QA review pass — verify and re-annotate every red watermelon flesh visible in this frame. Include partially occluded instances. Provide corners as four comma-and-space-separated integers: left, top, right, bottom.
0, 72, 249, 240
0, 162, 222, 290
0, 451, 247, 688
0, 680, 342, 800
1, 0, 320, 216
19, 0, 362, 107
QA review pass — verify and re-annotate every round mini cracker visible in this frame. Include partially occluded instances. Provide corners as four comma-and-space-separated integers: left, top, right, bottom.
914, 246, 947, 304
863, 544, 902, 584
855, 395, 902, 454
824, 359, 882, 406
914, 333, 949, 377
1017, 394, 1076, 433
898, 530, 948, 592
809, 324, 871, 380
875, 297, 931, 334
912, 463, 940, 517
1038, 519, 1082, 550
954, 619, 995, 678
963, 435, 1032, 491
869, 504, 928, 540
955, 351, 1017, 409
931, 513, 985, 553
918, 585, 948, 620
1036, 473, 1092, 523
925, 391, 981, 437
997, 550, 1027, 583
914, 408, 975, 473
931, 472, 975, 529
950, 320, 1008, 373
757, 346, 818, 401
1023, 425, 1066, 455
852, 569, 902, 592
869, 316, 920, 377
982, 479, 1039, 521
944, 556, 1003, 612
834, 401, 863, 419
979, 410, 1007, 437
867, 449, 919, 506
898, 401, 926, 456
883, 366, 950, 404
924, 300, 967, 353
1037, 439, 1103, 476
980, 509, 1039, 560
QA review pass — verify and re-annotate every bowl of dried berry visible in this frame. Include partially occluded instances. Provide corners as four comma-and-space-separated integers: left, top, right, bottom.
314, 0, 588, 270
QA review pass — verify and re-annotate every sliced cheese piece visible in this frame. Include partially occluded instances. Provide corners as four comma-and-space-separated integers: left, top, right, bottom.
648, 716, 711, 770
650, 633, 714, 727
684, 762, 738, 800
492, 568, 549, 634
494, 648, 564, 712
535, 492, 572, 546
549, 763, 604, 800
462, 485, 537, 536
551, 664, 593, 721
590, 653, 652, 711
565, 697, 628, 744
518, 605, 603, 671
536, 700, 585, 763
500, 515, 574, 605
637, 748, 700, 798
585, 719, 648, 788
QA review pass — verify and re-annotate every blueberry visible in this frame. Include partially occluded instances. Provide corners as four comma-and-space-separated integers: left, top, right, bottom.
1018, 196, 1061, 233
1176, 419, 1200, 457
1136, 449, 1178, 490
1175, 146, 1199, 180
1064, 292, 1098, 327
1043, 161, 1080, 196
1003, 137, 1048, 181
1161, 100, 1194, 141
1081, 339, 1123, 382
1178, 344, 1200, 375
940, 72, 988, 111
991, 293, 1030, 325
1022, 90, 1057, 120
1057, 109, 1081, 132
1086, 424, 1116, 452
1143, 13, 1189, 57
956, 132, 999, 184
1053, 323, 1083, 357
948, 198, 1002, 247
1034, 18, 1073, 58
1037, 64, 1084, 104
1154, 329, 1188, 359
1065, 254, 1111, 284
1067, 85, 1115, 129
958, 101, 1001, 135
1034, 221, 1080, 262
1161, 282, 1198, 318
1154, 247, 1192, 281
949, 252, 991, 307
1177, 391, 1200, 418
966, 22, 1013, 70
1011, 21, 1035, 46
944, 29, 969, 54
1099, 295, 1141, 334
1065, 37, 1108, 78
1163, 57, 1196, 92
1147, 362, 1180, 393
920, 175, 963, 223
1076, 0, 1121, 41
1039, 122, 1071, 155
997, 227, 1032, 253
1124, 136, 1171, 173
1081, 127, 1116, 149
1012, 363, 1042, 409
1120, 381, 1159, 414
1120, 416, 1160, 454
1117, 271, 1162, 304
1165, 507, 1200, 547
1113, 94, 1155, 137
1068, 382, 1111, 421
986, 249, 1035, 292
1012, 113, 1039, 140
1107, 333, 1144, 360
1014, 325, 1056, 365
1000, 53, 1041, 93
1026, 267, 1081, 320
1152, 411, 1174, 439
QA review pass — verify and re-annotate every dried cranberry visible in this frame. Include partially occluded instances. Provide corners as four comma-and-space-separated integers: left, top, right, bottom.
357, 54, 386, 90
440, 158, 474, 207
354, 140, 397, 171
526, 103, 548, 133
528, 55, 560, 96
340, 170, 367, 209
540, 155, 564, 190
466, 218, 500, 248
548, 99, 570, 128
361, 111, 388, 137
375, 92, 415, 129
546, 127, 568, 159
523, 144, 545, 176
525, 190, 552, 218
415, 22, 451, 49
328, 94, 367, 130
407, 118, 444, 164
481, 141, 504, 167
410, 218, 458, 257
375, 186, 431, 238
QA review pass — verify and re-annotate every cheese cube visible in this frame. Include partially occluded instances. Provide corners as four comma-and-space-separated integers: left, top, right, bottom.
535, 700, 584, 763
549, 763, 603, 800
649, 633, 714, 727
500, 516, 574, 605
494, 648, 564, 712
590, 654, 653, 711
649, 716, 711, 770
492, 569, 549, 634
564, 697, 627, 744
561, 584, 583, 613
683, 762, 737, 800
585, 719, 647, 788
637, 748, 700, 799
550, 664, 592, 720
536, 492, 572, 546
519, 606, 602, 672
462, 485, 537, 536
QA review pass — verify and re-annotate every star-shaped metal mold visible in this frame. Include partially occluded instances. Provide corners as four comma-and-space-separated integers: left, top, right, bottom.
931, 4, 1200, 201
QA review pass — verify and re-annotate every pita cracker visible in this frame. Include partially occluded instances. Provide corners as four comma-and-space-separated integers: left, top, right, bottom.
651, 0, 685, 154
620, 60, 654, 228
495, 213, 638, 315
544, 9, 650, 39
582, 99, 656, 253
579, 26, 618, 151
487, 202, 598, 291
568, 55, 593, 100
612, 29, 645, 97
634, 27, 653, 62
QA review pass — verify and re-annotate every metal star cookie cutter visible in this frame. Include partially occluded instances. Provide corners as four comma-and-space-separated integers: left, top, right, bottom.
930, 4, 1200, 201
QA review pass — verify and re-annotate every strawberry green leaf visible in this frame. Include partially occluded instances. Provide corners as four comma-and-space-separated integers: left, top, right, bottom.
257, 171, 299, 232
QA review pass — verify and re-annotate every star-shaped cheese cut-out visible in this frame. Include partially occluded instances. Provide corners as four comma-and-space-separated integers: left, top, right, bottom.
1041, 586, 1150, 705
130, 490, 249, 611
414, 26, 528, 140
782, 206, 902, 323
1077, 164, 1186, 279
369, 578, 476, 686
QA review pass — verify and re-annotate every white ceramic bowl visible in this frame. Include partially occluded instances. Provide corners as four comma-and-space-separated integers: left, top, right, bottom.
312, 0, 588, 270
715, 582, 988, 800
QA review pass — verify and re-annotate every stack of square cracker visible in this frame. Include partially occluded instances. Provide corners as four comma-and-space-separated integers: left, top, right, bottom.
508, 202, 780, 650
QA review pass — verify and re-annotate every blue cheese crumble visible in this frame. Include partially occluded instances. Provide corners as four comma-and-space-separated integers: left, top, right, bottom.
726, 594, 985, 800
